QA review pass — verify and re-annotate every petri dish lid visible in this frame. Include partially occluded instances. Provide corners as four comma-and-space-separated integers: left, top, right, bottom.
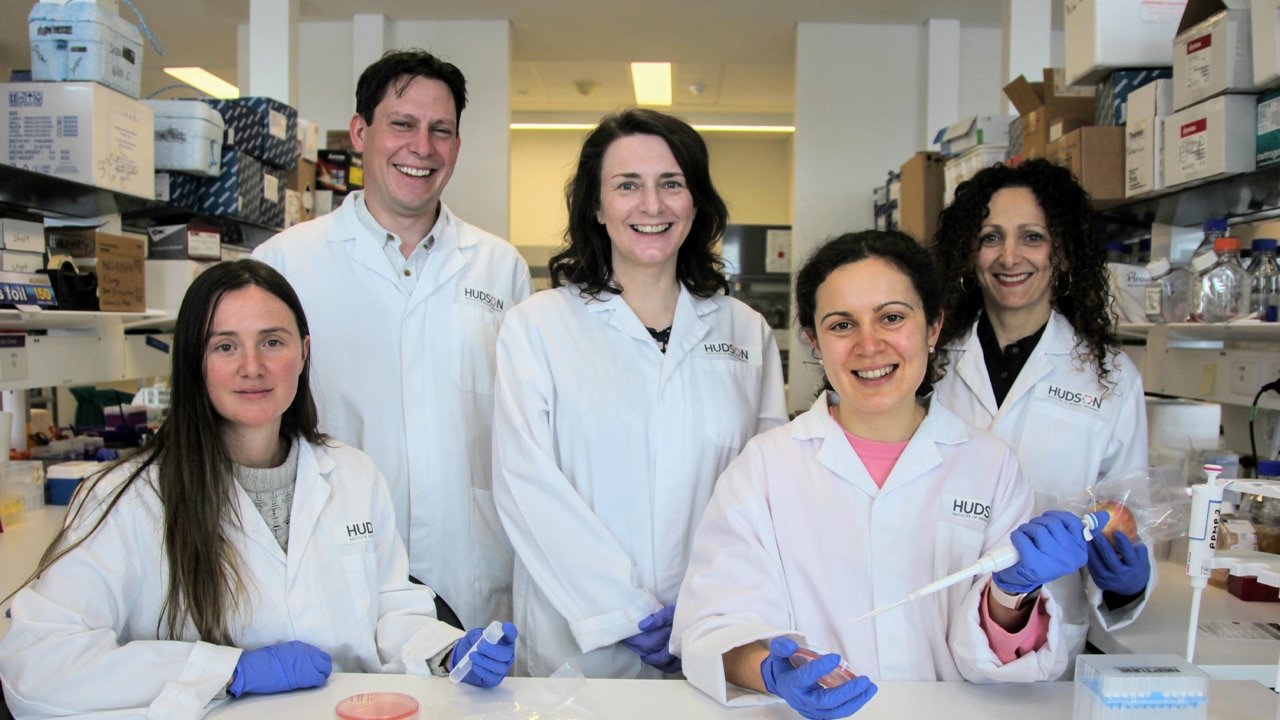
335, 692, 420, 720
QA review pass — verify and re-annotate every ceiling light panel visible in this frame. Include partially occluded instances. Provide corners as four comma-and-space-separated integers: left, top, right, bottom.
163, 67, 239, 98
630, 62, 672, 106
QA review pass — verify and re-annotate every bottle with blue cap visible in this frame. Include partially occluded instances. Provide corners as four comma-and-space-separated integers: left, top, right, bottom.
1192, 218, 1229, 261
1247, 238, 1280, 321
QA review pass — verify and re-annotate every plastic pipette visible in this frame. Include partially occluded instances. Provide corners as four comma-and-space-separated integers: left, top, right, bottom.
848, 511, 1102, 626
449, 620, 505, 684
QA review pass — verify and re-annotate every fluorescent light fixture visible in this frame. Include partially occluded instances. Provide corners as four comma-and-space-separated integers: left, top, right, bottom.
630, 62, 672, 106
511, 122, 794, 133
163, 67, 239, 98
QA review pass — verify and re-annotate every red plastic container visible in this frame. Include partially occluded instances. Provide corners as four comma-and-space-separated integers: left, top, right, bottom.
1227, 574, 1280, 602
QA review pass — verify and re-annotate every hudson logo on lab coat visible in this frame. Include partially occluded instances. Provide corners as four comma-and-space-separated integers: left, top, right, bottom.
1036, 383, 1104, 413
335, 520, 376, 544
944, 495, 991, 522
460, 287, 506, 313
699, 342, 759, 365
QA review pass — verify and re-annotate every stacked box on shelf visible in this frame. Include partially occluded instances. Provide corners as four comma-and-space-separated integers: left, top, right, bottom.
199, 149, 266, 225
1172, 0, 1256, 112
1004, 69, 1096, 159
1258, 87, 1280, 168
1064, 0, 1188, 85
155, 170, 202, 211
1094, 68, 1174, 126
201, 99, 265, 158
230, 96, 298, 170
1126, 79, 1175, 196
27, 2, 144, 98
1162, 94, 1257, 187
937, 115, 1015, 157
944, 145, 1008, 204
145, 100, 226, 177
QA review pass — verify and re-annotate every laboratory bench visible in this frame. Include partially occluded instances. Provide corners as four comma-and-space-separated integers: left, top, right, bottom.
1088, 561, 1280, 686
208, 674, 1278, 719
0, 505, 65, 629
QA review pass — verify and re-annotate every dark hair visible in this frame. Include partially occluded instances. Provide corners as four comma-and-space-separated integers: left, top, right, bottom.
795, 230, 943, 392
549, 108, 729, 298
355, 49, 468, 126
930, 159, 1118, 389
12, 260, 324, 645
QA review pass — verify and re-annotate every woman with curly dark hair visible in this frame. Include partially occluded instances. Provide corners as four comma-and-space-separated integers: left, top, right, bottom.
492, 108, 787, 678
929, 159, 1151, 669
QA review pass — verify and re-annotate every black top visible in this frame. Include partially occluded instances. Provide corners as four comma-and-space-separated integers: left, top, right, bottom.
646, 325, 672, 354
976, 312, 1047, 407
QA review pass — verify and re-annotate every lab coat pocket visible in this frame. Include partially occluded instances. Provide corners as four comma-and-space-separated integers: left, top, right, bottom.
471, 488, 514, 619
695, 359, 764, 448
342, 549, 379, 627
450, 306, 502, 394
933, 520, 986, 615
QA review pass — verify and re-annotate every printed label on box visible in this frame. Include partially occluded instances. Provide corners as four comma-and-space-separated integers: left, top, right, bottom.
263, 174, 280, 202
1142, 0, 1188, 23
269, 109, 287, 140
1262, 97, 1280, 135
1179, 118, 1208, 174
1187, 35, 1212, 91
189, 231, 220, 258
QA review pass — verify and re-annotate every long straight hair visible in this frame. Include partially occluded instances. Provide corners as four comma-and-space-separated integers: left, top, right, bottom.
10, 260, 324, 645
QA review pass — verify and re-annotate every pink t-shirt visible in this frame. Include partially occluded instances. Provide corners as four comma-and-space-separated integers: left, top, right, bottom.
833, 417, 908, 488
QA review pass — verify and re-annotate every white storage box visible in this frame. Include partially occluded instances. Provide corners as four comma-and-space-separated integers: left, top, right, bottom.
940, 115, 1015, 157
297, 118, 319, 163
943, 145, 1008, 205
1173, 0, 1256, 112
1252, 0, 1280, 85
1162, 94, 1257, 187
1065, 0, 1189, 86
1125, 80, 1175, 197
145, 100, 226, 177
2, 82, 154, 199
28, 2, 144, 99
0, 218, 45, 253
2, 251, 44, 274
144, 259, 216, 317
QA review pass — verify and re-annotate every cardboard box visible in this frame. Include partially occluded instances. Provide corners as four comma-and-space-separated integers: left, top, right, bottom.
944, 146, 1008, 204
261, 167, 286, 229
286, 159, 316, 223
235, 96, 298, 169
325, 130, 355, 152
1125, 79, 1176, 196
0, 218, 45, 253
897, 152, 945, 245
1, 82, 154, 199
1050, 116, 1093, 142
1095, 68, 1175, 125
154, 171, 202, 211
42, 230, 145, 312
298, 118, 319, 163
1258, 87, 1280, 167
199, 149, 266, 224
1065, 0, 1189, 86
1004, 69, 1096, 159
1162, 94, 1257, 187
201, 99, 264, 157
938, 115, 1015, 157
27, 1, 144, 99
145, 259, 215, 316
146, 223, 221, 260
317, 149, 363, 192
1173, 0, 1256, 112
1254, 0, 1280, 85
1, 251, 44, 274
1047, 126, 1126, 203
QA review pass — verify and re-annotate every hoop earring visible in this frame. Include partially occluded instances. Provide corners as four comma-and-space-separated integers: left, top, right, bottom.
1056, 271, 1072, 296
959, 275, 975, 293
810, 346, 821, 361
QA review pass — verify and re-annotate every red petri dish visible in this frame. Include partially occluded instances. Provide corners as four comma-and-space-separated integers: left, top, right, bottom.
334, 692, 420, 720
789, 647, 858, 688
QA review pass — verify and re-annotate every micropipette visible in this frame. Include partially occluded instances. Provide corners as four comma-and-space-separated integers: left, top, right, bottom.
847, 511, 1103, 626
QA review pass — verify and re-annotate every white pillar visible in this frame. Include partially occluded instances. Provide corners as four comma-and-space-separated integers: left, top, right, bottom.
925, 18, 961, 149
789, 23, 925, 412
1001, 0, 1052, 112
352, 14, 391, 95
390, 20, 512, 240
247, 0, 298, 103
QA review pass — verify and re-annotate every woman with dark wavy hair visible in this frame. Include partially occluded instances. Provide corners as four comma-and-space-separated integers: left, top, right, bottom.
930, 159, 1151, 669
493, 108, 787, 678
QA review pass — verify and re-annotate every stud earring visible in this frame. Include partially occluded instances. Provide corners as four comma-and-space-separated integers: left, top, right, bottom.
929, 346, 935, 354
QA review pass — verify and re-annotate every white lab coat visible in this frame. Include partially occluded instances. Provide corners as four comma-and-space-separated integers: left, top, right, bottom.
253, 194, 532, 629
933, 311, 1154, 664
672, 395, 1071, 708
0, 440, 463, 720
492, 284, 788, 678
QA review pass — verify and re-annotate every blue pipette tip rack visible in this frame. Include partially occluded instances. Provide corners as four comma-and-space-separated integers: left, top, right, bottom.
1073, 654, 1208, 720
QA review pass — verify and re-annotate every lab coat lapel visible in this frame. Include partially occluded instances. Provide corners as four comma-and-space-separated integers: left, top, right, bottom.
878, 410, 945, 495
991, 312, 1068, 427
952, 322, 999, 420
331, 204, 402, 294
407, 240, 465, 312
659, 287, 713, 391
285, 441, 332, 588
803, 395, 882, 497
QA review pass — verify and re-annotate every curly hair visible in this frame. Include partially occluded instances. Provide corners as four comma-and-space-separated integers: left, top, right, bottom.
930, 159, 1119, 390
549, 108, 729, 299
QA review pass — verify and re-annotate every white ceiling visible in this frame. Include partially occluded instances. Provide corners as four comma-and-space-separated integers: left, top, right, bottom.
2, 1, 1058, 117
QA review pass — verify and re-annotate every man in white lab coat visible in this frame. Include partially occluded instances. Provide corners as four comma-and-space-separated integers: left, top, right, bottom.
254, 50, 532, 630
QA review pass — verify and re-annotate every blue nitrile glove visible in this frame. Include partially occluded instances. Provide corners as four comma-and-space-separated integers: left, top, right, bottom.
1087, 529, 1151, 597
760, 638, 877, 720
228, 641, 332, 697
621, 604, 682, 674
450, 622, 518, 688
992, 510, 1091, 594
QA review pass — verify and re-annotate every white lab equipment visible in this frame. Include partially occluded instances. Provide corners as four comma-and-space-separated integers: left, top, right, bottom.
1072, 653, 1209, 720
849, 511, 1103, 626
449, 621, 505, 684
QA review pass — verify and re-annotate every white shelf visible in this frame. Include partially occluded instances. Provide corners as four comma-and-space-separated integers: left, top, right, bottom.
0, 309, 166, 333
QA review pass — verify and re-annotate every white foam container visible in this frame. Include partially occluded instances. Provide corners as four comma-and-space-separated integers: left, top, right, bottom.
145, 100, 226, 177
28, 2, 144, 99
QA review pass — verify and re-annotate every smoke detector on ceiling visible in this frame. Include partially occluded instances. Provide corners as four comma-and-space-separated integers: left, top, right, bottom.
573, 80, 599, 96
688, 83, 706, 96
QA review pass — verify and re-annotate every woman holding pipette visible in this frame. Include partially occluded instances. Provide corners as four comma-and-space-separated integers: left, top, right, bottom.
0, 261, 515, 719
673, 231, 1096, 716
930, 160, 1153, 667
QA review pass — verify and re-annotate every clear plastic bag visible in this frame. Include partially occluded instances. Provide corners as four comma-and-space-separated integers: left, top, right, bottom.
1042, 466, 1191, 546
425, 659, 593, 720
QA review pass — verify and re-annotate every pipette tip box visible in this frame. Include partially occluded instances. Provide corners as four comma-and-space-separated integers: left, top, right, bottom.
1073, 654, 1208, 720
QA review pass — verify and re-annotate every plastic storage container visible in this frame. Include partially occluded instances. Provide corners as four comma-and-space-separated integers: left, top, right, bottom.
1247, 238, 1280, 321
145, 100, 226, 177
1073, 654, 1208, 720
28, 2, 144, 99
45, 460, 101, 505
0, 461, 45, 514
1144, 258, 1191, 323
1192, 237, 1250, 322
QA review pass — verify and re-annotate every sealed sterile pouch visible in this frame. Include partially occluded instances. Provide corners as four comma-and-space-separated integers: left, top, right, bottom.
1045, 466, 1190, 546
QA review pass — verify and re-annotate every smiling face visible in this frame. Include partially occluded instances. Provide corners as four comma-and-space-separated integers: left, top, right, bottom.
806, 257, 941, 440
350, 75, 460, 233
975, 186, 1056, 326
204, 285, 309, 449
597, 133, 696, 277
